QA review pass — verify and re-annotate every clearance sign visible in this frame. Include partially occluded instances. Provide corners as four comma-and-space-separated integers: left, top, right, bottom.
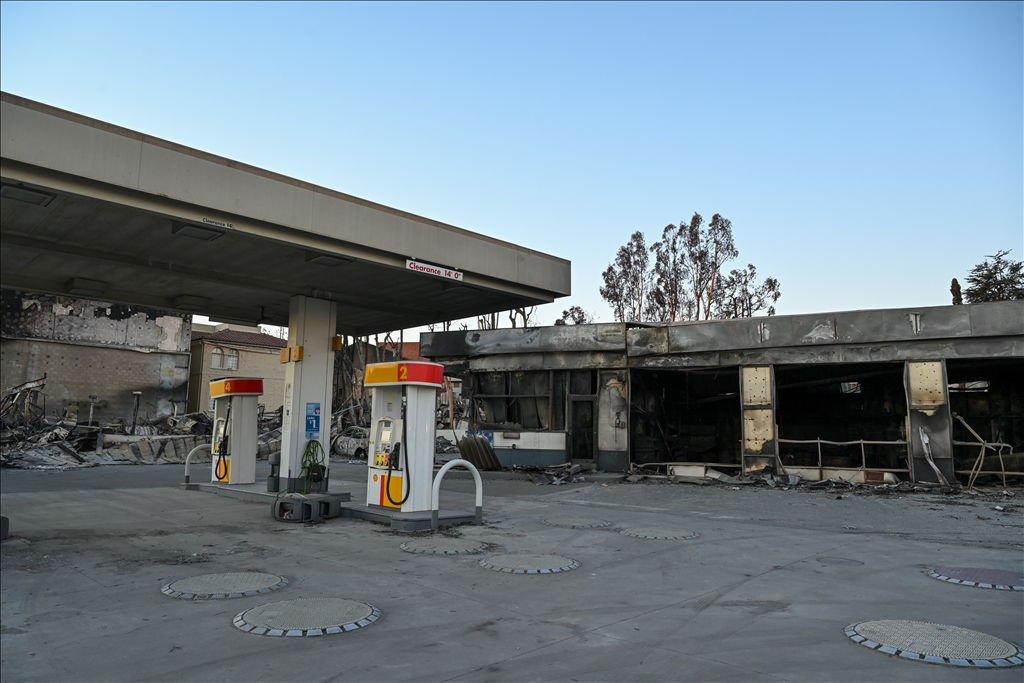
406, 259, 462, 282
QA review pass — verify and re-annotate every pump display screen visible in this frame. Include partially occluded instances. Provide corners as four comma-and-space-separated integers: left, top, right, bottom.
377, 420, 392, 444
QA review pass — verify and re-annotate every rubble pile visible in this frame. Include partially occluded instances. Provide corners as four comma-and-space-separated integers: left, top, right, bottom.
435, 435, 460, 454
1, 376, 288, 470
514, 463, 588, 486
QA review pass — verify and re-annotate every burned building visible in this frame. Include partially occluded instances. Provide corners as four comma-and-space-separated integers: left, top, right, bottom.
421, 301, 1023, 485
1, 289, 191, 423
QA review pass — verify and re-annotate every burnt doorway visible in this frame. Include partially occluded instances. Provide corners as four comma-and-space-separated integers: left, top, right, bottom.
569, 399, 596, 461
774, 362, 908, 475
629, 368, 742, 467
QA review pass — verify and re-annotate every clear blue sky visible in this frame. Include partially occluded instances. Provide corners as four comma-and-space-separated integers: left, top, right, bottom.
2, 1, 1021, 328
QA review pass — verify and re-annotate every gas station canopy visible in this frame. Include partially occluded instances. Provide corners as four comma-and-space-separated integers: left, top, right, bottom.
0, 93, 570, 335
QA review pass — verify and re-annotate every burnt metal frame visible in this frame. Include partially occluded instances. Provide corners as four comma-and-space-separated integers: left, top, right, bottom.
952, 412, 1012, 489
777, 437, 910, 475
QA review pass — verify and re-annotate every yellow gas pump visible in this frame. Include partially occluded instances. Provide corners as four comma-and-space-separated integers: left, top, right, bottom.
209, 377, 263, 484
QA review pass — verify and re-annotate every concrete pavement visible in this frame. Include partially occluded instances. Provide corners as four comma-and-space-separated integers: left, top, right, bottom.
2, 465, 1021, 682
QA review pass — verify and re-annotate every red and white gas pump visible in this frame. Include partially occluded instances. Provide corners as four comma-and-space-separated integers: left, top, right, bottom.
209, 377, 263, 485
363, 362, 444, 513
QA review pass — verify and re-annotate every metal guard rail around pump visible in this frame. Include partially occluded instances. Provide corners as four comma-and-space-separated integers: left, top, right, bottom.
183, 443, 212, 484
431, 459, 482, 530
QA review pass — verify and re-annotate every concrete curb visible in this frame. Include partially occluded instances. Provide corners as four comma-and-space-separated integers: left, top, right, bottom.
233, 605, 380, 637
927, 570, 1024, 591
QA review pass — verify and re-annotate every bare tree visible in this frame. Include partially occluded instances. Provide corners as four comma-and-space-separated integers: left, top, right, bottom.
603, 212, 781, 323
716, 264, 781, 318
599, 263, 626, 322
508, 306, 536, 328
675, 213, 708, 320
648, 223, 691, 322
599, 231, 651, 322
698, 214, 738, 319
476, 312, 499, 330
553, 305, 593, 325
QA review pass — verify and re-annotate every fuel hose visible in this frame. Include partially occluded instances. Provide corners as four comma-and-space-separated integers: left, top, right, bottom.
215, 398, 232, 481
385, 393, 411, 506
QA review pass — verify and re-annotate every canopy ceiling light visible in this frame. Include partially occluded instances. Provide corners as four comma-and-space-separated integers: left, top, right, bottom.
66, 278, 107, 297
305, 252, 353, 267
172, 222, 223, 241
1, 185, 55, 207
173, 295, 211, 311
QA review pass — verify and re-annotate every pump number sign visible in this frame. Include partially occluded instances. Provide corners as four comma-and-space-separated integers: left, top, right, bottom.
363, 361, 444, 388
305, 402, 321, 440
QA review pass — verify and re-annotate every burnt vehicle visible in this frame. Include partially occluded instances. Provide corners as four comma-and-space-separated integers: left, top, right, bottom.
332, 425, 368, 459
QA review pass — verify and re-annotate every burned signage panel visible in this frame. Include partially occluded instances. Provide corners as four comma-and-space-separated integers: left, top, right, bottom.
422, 301, 1023, 483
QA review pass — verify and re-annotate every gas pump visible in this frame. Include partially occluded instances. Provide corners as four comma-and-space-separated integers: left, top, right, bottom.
209, 377, 263, 484
363, 362, 444, 512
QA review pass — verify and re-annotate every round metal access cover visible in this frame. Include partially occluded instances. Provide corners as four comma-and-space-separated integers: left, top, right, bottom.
929, 567, 1024, 591
480, 553, 579, 574
400, 538, 488, 555
234, 598, 380, 637
620, 527, 699, 540
845, 620, 1023, 667
542, 517, 612, 529
162, 572, 288, 600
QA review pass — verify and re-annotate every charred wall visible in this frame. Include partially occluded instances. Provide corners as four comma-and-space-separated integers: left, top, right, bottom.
1, 290, 190, 420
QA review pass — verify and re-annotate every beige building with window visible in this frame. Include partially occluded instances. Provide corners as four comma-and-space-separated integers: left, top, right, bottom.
187, 324, 287, 415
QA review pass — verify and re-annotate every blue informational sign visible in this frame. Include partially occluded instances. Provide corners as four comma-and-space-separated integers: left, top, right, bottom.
305, 402, 321, 440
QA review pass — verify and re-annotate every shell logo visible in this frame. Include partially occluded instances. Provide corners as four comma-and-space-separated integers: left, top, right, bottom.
372, 474, 379, 482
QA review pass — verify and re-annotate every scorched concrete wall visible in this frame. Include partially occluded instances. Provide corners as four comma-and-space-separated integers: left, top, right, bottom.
1, 290, 190, 420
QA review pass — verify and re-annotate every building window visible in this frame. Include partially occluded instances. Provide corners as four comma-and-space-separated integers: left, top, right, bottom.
210, 347, 239, 370
472, 370, 553, 430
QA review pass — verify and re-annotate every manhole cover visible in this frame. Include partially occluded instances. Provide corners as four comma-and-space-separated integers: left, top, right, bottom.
480, 553, 579, 574
234, 598, 379, 637
162, 572, 288, 600
817, 557, 865, 566
620, 527, 698, 540
400, 538, 487, 555
542, 517, 612, 529
929, 567, 1024, 591
845, 620, 1024, 667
